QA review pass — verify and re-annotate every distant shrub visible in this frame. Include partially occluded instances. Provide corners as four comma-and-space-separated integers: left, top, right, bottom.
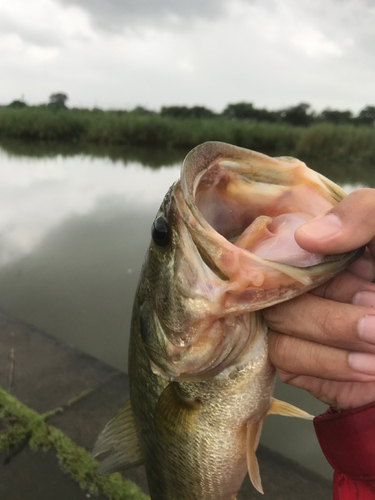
356, 106, 375, 126
161, 105, 216, 119
222, 102, 279, 123
280, 103, 314, 127
317, 109, 353, 125
49, 92, 69, 108
7, 100, 27, 109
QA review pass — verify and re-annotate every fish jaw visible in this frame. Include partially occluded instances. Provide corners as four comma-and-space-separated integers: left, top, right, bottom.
138, 142, 362, 382
178, 142, 360, 308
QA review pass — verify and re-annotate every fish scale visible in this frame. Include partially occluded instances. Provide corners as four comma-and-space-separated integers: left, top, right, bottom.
93, 142, 362, 499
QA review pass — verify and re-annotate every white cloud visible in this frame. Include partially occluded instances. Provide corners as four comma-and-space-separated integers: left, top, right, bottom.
292, 28, 342, 58
54, 0, 232, 32
0, 0, 374, 111
26, 45, 60, 64
0, 0, 93, 45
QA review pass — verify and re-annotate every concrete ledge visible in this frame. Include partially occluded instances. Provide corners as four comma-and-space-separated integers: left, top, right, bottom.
0, 309, 332, 499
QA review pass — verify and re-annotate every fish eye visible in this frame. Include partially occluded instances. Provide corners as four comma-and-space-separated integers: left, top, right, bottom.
151, 216, 170, 247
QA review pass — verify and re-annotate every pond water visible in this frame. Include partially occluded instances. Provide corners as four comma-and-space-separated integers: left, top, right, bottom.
0, 141, 370, 481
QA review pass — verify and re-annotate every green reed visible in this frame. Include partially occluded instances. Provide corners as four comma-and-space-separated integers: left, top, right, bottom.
0, 107, 374, 168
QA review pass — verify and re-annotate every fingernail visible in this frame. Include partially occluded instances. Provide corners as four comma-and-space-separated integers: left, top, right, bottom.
349, 256, 375, 282
298, 214, 343, 239
358, 316, 375, 344
348, 352, 375, 374
353, 292, 375, 308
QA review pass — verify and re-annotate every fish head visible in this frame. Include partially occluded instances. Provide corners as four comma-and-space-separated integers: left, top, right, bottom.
139, 142, 362, 381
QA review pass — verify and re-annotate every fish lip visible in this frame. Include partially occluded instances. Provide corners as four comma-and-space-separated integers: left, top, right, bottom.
178, 142, 363, 279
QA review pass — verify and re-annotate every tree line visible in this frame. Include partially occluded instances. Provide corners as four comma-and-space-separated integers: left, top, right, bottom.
160, 102, 375, 126
5, 93, 375, 126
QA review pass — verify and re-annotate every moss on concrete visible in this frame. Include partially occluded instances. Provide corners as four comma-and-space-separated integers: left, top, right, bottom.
0, 387, 149, 500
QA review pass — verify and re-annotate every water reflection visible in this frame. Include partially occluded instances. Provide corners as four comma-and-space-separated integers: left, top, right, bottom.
0, 145, 180, 370
0, 141, 372, 482
0, 199, 148, 370
0, 139, 186, 169
0, 147, 180, 266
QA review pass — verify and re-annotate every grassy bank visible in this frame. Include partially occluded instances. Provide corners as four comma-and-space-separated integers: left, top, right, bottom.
0, 107, 375, 166
0, 386, 149, 500
0, 107, 301, 153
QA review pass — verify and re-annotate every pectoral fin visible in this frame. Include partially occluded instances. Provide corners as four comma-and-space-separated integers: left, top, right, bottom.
267, 398, 314, 419
92, 399, 144, 474
246, 420, 264, 494
154, 382, 201, 441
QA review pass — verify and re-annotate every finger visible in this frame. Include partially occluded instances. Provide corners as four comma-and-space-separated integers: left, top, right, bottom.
263, 294, 375, 353
268, 331, 375, 382
348, 352, 375, 375
295, 188, 375, 255
310, 270, 375, 303
347, 249, 375, 282
274, 372, 375, 410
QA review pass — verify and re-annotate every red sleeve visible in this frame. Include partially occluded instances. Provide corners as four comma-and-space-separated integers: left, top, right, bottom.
314, 401, 375, 500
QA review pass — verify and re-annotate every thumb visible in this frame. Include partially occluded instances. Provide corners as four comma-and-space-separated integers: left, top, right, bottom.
295, 188, 375, 255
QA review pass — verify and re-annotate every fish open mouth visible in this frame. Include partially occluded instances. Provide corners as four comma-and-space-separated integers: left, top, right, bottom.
193, 157, 336, 268
176, 142, 362, 304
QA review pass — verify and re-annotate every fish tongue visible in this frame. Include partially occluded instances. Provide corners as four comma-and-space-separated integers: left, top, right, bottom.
235, 212, 326, 268
234, 215, 273, 250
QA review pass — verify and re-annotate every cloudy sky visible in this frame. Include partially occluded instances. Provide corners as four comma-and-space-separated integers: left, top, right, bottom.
1, 0, 374, 113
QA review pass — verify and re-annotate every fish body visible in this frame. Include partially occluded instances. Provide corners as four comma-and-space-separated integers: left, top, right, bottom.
93, 142, 361, 499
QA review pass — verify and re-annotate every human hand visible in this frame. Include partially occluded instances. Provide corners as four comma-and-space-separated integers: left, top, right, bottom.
265, 188, 375, 410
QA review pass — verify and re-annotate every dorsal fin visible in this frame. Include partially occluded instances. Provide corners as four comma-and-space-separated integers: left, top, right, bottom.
92, 399, 144, 474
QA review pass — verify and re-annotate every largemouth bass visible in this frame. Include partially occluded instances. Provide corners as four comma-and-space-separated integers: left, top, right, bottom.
93, 142, 361, 499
